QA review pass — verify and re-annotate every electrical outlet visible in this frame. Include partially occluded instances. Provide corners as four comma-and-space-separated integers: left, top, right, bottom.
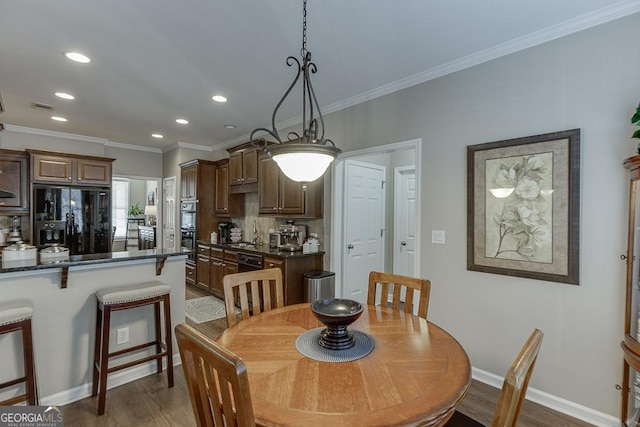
116, 327, 129, 345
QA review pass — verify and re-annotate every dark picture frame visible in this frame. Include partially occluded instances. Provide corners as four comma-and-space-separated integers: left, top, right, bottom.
467, 129, 580, 285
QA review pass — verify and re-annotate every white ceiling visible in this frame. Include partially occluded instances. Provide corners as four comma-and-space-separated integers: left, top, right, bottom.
1, 0, 639, 152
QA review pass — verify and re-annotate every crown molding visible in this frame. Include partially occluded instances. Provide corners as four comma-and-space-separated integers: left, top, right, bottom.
163, 141, 214, 153
4, 124, 164, 153
3, 124, 108, 144
105, 140, 162, 154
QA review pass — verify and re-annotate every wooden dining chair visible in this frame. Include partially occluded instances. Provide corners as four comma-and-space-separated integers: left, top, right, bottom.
175, 323, 256, 427
367, 271, 431, 319
446, 328, 544, 427
223, 268, 284, 327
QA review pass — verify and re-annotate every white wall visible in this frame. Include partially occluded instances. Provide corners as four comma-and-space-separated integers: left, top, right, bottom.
319, 13, 640, 419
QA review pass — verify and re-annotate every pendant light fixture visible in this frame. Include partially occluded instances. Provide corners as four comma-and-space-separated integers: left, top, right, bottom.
250, 0, 341, 183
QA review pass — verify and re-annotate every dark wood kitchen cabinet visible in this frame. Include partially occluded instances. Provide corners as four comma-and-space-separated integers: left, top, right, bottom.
213, 159, 244, 217
228, 143, 258, 193
258, 155, 323, 218
179, 159, 216, 241
185, 262, 196, 287
264, 253, 323, 305
180, 165, 198, 201
209, 246, 225, 298
0, 149, 29, 214
196, 243, 211, 292
28, 150, 114, 186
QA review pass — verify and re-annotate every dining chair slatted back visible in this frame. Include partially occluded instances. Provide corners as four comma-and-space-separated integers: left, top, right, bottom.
223, 268, 284, 327
367, 271, 431, 319
445, 328, 544, 427
175, 323, 256, 427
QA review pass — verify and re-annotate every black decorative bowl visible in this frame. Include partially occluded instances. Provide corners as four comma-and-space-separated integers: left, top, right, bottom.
310, 298, 364, 350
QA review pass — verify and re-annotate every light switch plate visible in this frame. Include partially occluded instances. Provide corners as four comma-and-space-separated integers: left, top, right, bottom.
432, 230, 445, 244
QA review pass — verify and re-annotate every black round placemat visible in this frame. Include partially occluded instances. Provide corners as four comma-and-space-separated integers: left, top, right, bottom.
295, 327, 375, 363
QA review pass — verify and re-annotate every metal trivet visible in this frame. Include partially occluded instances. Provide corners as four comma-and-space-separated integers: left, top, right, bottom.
295, 327, 375, 363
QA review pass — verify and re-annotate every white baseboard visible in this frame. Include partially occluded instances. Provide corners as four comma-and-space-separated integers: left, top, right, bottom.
472, 367, 618, 427
39, 353, 182, 407
38, 357, 618, 426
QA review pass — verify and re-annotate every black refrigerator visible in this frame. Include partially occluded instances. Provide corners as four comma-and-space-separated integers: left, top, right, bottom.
33, 186, 111, 254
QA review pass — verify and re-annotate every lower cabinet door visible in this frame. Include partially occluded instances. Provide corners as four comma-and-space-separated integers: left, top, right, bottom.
210, 257, 225, 298
196, 255, 210, 291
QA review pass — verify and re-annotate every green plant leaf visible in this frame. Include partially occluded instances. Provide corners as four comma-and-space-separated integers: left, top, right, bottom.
633, 129, 640, 139
632, 110, 640, 124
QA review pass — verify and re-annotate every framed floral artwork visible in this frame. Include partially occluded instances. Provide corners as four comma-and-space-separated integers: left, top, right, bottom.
467, 129, 580, 284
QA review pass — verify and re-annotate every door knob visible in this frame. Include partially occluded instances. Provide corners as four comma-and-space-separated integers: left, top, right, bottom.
347, 244, 354, 249
400, 241, 407, 246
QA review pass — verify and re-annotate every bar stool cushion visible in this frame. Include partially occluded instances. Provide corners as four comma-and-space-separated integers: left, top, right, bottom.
96, 281, 170, 305
0, 300, 33, 326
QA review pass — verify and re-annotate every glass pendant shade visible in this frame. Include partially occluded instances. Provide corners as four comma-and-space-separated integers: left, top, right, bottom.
268, 143, 340, 182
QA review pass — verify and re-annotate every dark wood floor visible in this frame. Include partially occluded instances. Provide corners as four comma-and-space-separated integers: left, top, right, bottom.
63, 285, 595, 426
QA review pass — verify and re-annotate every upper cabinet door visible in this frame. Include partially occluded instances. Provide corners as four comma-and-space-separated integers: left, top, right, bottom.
214, 162, 230, 214
180, 165, 197, 200
0, 150, 29, 213
76, 159, 112, 186
31, 153, 73, 184
258, 155, 280, 214
229, 151, 243, 185
242, 148, 258, 184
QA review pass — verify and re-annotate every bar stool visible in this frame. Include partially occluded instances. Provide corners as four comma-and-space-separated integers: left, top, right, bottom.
0, 300, 37, 406
92, 281, 173, 415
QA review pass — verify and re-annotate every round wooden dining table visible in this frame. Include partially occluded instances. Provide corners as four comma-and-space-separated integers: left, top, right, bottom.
215, 303, 471, 427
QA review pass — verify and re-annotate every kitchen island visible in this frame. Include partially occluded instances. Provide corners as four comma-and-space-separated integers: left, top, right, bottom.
0, 248, 188, 406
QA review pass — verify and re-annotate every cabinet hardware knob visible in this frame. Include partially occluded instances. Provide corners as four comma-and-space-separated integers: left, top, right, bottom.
269, 263, 274, 267
621, 254, 628, 260
68, 177, 72, 180
78, 177, 82, 181
0, 202, 4, 206
347, 244, 354, 249
400, 241, 407, 246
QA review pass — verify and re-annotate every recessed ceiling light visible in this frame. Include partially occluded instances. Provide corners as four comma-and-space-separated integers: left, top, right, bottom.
224, 124, 236, 129
55, 92, 75, 100
65, 52, 91, 63
152, 133, 164, 139
176, 118, 189, 125
51, 116, 68, 122
212, 95, 227, 103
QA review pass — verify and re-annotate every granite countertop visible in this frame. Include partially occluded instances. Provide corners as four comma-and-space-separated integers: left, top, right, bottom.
196, 240, 324, 258
0, 248, 190, 274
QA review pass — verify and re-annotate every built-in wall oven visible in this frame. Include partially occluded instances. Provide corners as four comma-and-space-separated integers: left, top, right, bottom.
181, 201, 197, 264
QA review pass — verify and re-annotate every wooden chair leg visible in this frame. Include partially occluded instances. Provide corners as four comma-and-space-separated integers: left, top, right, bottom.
21, 319, 37, 405
163, 294, 174, 388
154, 301, 162, 374
91, 304, 102, 398
97, 306, 111, 415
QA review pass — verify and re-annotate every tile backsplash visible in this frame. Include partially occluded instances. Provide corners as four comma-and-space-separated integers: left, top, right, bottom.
230, 192, 324, 246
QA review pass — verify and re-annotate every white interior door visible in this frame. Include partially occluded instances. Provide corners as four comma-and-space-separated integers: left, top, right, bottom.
393, 166, 416, 276
343, 160, 385, 304
163, 176, 176, 250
